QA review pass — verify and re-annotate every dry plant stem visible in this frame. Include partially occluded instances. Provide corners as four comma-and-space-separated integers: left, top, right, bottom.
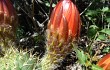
35, 0, 48, 18
88, 32, 99, 53
31, 0, 38, 31
80, 0, 95, 15
49, 0, 53, 17
92, 43, 106, 60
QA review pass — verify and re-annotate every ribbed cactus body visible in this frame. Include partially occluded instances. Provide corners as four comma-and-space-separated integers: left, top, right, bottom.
0, 48, 36, 70
41, 0, 81, 70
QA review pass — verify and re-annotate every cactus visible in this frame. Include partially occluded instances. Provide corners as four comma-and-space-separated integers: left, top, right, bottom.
0, 0, 18, 53
41, 0, 81, 70
0, 48, 37, 70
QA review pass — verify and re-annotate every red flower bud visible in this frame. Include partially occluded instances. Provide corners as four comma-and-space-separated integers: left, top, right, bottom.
41, 0, 81, 70
0, 0, 17, 30
0, 0, 17, 50
97, 53, 110, 70
47, 0, 81, 42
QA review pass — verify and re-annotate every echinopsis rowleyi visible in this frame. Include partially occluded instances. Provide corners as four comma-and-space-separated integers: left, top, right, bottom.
41, 0, 81, 70
0, 0, 17, 53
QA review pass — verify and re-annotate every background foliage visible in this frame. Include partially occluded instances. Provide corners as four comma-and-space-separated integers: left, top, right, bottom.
11, 0, 110, 52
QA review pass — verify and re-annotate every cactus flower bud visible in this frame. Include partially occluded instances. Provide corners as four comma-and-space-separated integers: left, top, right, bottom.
0, 0, 17, 52
0, 0, 17, 29
97, 53, 110, 70
41, 0, 81, 70
48, 0, 80, 42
